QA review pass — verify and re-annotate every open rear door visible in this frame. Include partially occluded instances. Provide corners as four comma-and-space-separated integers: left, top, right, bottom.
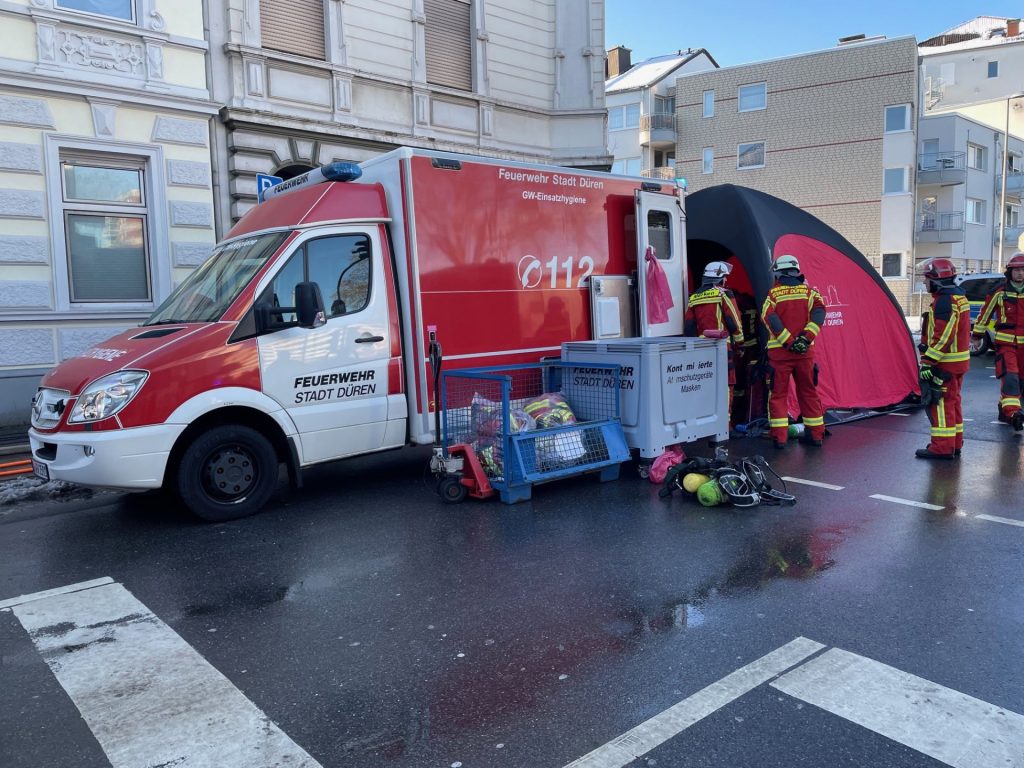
635, 190, 686, 337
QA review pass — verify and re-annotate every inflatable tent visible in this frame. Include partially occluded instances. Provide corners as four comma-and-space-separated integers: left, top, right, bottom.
685, 184, 919, 412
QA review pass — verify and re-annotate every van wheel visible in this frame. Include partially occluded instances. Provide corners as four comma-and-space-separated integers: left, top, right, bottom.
969, 333, 991, 356
177, 425, 279, 522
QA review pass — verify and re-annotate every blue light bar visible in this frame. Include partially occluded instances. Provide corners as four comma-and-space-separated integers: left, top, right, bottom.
261, 162, 363, 201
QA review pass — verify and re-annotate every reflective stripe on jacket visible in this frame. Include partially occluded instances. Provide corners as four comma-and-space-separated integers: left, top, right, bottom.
923, 287, 971, 367
684, 286, 744, 346
760, 278, 826, 351
973, 282, 1024, 344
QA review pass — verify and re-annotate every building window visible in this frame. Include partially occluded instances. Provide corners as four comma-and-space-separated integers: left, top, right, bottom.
702, 90, 714, 118
738, 83, 766, 112
988, 60, 999, 78
881, 252, 903, 278
425, 0, 472, 90
967, 143, 986, 170
655, 95, 675, 115
884, 104, 910, 132
56, 0, 134, 21
61, 159, 151, 302
260, 0, 326, 59
608, 104, 640, 131
1005, 204, 1020, 228
702, 147, 714, 174
611, 158, 641, 176
883, 167, 909, 195
737, 141, 765, 170
966, 198, 985, 225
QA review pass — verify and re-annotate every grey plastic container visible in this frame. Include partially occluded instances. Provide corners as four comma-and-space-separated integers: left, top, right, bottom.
561, 337, 729, 458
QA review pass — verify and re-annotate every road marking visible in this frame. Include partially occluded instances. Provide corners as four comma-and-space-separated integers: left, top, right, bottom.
886, 412, 911, 417
781, 476, 845, 491
963, 418, 975, 422
990, 421, 1010, 425
0, 577, 114, 610
869, 494, 944, 511
11, 581, 321, 768
975, 513, 1024, 528
562, 637, 826, 768
772, 647, 1024, 768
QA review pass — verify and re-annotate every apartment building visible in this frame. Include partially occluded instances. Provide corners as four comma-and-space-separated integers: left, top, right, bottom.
0, 0, 216, 427
920, 16, 1024, 268
916, 112, 1024, 278
209, 0, 611, 223
675, 36, 919, 310
604, 46, 717, 179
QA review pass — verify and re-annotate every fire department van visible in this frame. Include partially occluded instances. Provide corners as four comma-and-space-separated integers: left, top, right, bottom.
29, 148, 687, 520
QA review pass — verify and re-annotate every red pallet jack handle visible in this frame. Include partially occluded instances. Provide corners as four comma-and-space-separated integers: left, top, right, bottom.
446, 443, 497, 500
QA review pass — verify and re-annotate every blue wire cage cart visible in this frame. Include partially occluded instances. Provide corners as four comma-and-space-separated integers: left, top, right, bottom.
436, 361, 630, 504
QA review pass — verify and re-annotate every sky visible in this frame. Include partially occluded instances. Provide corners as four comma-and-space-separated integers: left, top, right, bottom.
605, 1, 1024, 68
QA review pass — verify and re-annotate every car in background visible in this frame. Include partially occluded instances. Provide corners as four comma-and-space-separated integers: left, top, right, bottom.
956, 271, 1004, 355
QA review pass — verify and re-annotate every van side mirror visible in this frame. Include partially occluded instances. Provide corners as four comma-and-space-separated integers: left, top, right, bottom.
295, 281, 326, 329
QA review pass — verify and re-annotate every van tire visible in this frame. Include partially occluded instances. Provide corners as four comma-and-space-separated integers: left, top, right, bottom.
176, 425, 279, 522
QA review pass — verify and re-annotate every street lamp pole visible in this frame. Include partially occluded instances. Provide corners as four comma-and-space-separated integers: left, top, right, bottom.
997, 93, 1024, 271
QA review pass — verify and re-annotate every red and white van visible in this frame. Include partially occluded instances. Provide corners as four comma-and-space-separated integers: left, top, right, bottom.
29, 148, 687, 520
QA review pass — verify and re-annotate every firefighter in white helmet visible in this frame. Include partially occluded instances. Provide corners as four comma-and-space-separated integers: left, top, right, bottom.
684, 260, 745, 422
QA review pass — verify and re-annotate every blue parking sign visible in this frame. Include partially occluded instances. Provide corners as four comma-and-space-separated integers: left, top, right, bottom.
256, 173, 283, 203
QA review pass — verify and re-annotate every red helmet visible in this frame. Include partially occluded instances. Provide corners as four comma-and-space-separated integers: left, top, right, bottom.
920, 258, 957, 280
1006, 252, 1024, 272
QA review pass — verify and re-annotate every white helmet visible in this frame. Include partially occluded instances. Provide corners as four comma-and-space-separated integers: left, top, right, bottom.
771, 254, 801, 275
703, 261, 733, 281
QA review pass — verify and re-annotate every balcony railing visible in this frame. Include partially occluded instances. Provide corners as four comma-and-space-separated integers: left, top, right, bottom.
994, 224, 1024, 246
917, 151, 966, 185
641, 166, 676, 180
639, 112, 676, 146
916, 211, 965, 243
995, 169, 1024, 197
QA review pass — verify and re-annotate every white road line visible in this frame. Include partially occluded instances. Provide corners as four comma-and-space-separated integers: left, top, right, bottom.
975, 513, 1024, 528
781, 476, 845, 491
0, 577, 114, 611
963, 418, 975, 422
562, 637, 826, 768
886, 412, 911, 417
869, 494, 945, 511
12, 582, 321, 768
990, 421, 1010, 425
771, 647, 1024, 768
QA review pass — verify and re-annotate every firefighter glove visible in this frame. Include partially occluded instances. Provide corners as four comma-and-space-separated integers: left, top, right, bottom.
919, 365, 938, 384
789, 335, 811, 354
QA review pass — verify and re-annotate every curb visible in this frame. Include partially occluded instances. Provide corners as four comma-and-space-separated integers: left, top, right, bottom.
0, 444, 30, 457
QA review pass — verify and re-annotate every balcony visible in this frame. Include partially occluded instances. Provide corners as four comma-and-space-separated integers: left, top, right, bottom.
994, 169, 1024, 201
641, 166, 676, 180
916, 211, 965, 243
639, 113, 676, 147
993, 224, 1024, 246
917, 152, 966, 186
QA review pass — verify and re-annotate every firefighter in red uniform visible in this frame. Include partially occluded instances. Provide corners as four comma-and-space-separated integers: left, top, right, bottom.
760, 255, 826, 449
973, 252, 1024, 432
684, 261, 744, 420
917, 258, 971, 459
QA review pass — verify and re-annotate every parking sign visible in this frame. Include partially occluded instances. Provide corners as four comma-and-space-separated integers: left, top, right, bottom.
256, 173, 283, 203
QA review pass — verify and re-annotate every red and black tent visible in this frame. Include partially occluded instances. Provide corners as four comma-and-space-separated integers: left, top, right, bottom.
685, 184, 919, 412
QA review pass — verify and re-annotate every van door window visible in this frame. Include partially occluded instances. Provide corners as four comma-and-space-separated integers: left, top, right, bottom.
262, 233, 372, 326
306, 235, 371, 318
648, 210, 672, 260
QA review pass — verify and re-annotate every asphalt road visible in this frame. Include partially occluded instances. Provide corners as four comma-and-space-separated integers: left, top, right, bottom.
1, 355, 1022, 768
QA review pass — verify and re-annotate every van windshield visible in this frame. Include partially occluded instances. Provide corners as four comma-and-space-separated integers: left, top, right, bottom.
145, 232, 290, 325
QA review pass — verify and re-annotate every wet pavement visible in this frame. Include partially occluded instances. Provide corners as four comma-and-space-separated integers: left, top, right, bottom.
1, 355, 1022, 768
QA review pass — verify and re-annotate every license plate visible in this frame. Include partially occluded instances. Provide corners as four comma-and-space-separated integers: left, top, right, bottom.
32, 459, 49, 481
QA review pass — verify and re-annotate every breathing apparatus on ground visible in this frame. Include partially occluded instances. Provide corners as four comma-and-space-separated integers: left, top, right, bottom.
661, 455, 796, 507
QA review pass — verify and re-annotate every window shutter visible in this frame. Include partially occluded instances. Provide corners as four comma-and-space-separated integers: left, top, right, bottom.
260, 0, 326, 60
425, 0, 472, 91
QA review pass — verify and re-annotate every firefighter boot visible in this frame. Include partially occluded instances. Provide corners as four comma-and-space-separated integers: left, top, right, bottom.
915, 448, 956, 460
1013, 411, 1024, 432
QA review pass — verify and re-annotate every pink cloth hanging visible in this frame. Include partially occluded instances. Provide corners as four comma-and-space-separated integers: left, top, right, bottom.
644, 246, 674, 324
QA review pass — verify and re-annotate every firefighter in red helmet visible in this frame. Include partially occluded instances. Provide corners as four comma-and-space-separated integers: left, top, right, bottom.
972, 252, 1024, 432
760, 255, 827, 449
917, 257, 971, 459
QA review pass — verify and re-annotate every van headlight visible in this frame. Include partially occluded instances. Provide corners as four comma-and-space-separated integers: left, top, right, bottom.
68, 371, 149, 424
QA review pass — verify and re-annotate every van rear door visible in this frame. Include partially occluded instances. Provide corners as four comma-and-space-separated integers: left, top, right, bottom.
635, 190, 686, 336
256, 226, 397, 464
